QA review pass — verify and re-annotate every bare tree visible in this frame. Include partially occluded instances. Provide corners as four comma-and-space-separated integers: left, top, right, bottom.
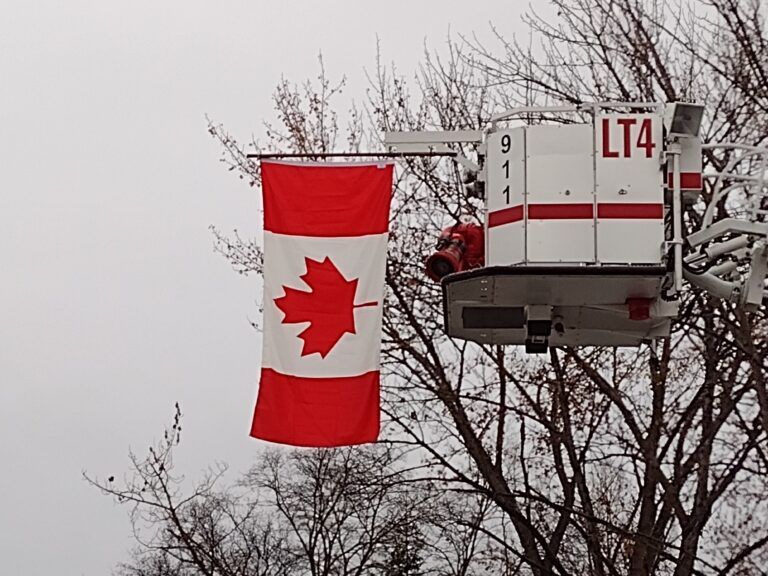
242, 445, 430, 576
371, 3, 768, 574
90, 406, 454, 576
87, 405, 299, 576
110, 2, 768, 576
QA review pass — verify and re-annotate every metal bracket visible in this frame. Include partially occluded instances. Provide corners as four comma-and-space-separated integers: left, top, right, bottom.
384, 130, 483, 172
687, 218, 768, 248
743, 242, 768, 310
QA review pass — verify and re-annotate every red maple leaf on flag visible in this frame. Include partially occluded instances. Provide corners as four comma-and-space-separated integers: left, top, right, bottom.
273, 257, 378, 358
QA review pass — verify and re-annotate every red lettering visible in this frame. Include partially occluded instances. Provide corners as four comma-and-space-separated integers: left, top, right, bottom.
602, 116, 656, 159
636, 118, 656, 158
616, 117, 637, 157
601, 118, 619, 158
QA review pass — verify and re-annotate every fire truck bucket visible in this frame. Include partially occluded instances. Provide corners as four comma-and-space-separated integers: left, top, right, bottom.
441, 265, 673, 351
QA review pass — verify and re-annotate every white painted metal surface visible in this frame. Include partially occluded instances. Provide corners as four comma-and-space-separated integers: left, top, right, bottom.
674, 137, 703, 203
383, 130, 483, 171
594, 113, 665, 264
526, 124, 595, 263
485, 113, 668, 268
486, 128, 525, 265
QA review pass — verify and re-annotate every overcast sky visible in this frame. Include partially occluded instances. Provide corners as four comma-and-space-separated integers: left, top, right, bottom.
0, 1, 526, 573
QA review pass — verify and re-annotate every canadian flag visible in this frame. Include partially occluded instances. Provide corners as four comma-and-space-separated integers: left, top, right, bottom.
250, 160, 394, 447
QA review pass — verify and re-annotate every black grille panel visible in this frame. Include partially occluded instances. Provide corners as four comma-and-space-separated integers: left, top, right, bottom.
462, 307, 525, 329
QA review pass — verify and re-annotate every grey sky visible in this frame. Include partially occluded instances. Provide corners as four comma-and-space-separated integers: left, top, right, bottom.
0, 1, 524, 573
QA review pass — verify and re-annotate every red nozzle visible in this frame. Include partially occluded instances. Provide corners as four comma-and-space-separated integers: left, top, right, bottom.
426, 223, 484, 282
426, 243, 464, 281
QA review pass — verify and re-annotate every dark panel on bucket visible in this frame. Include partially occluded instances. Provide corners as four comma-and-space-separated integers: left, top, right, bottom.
462, 307, 525, 329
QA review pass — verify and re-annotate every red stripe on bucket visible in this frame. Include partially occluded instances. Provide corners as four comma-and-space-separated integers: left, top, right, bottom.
528, 203, 594, 219
666, 172, 702, 190
488, 204, 524, 228
597, 203, 664, 219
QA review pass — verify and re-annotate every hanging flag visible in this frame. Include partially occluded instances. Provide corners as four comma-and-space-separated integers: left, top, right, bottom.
251, 160, 394, 447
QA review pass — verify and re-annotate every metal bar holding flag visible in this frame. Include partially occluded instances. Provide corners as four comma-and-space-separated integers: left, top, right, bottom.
246, 151, 457, 159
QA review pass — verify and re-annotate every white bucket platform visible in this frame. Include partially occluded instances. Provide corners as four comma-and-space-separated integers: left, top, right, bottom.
442, 265, 674, 351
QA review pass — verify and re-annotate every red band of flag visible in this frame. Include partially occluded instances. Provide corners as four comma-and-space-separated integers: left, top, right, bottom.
253, 160, 393, 447
262, 161, 393, 237
251, 368, 380, 447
